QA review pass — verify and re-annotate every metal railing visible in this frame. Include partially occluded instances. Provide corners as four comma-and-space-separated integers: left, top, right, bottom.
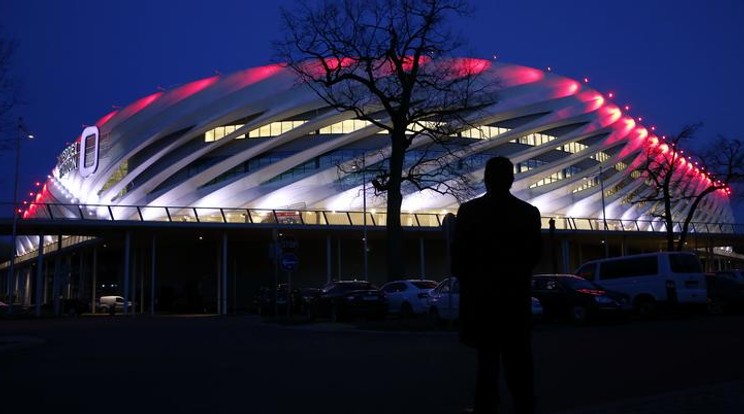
540, 217, 744, 234
2, 202, 743, 234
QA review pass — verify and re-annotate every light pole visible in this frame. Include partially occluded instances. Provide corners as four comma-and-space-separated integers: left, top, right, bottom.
351, 155, 369, 281
599, 165, 609, 258
7, 117, 34, 314
361, 155, 368, 281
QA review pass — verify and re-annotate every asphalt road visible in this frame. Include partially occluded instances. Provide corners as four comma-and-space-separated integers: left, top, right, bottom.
1, 313, 743, 414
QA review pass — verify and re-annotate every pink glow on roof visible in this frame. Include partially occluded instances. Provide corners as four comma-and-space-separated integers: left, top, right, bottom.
600, 105, 623, 124
635, 127, 648, 142
23, 184, 50, 219
447, 58, 491, 78
301, 58, 357, 78
495, 65, 544, 87
169, 76, 219, 101
117, 91, 163, 120
402, 55, 432, 72
377, 55, 435, 77
556, 79, 580, 97
325, 57, 357, 71
375, 55, 432, 78
578, 91, 604, 112
231, 63, 285, 88
95, 110, 119, 127
299, 56, 489, 83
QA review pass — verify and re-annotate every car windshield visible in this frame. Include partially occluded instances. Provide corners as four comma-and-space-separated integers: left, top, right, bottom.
412, 281, 437, 289
324, 282, 377, 293
561, 276, 602, 291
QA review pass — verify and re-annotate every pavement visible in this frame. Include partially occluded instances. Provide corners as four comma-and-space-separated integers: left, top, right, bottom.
550, 380, 744, 414
295, 323, 744, 414
0, 334, 46, 352
2, 316, 744, 414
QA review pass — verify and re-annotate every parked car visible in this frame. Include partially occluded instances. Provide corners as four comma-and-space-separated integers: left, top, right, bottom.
705, 273, 744, 315
305, 280, 387, 322
427, 277, 460, 323
253, 284, 316, 317
531, 273, 631, 324
97, 296, 133, 313
249, 286, 272, 314
427, 277, 544, 324
39, 298, 91, 316
715, 270, 744, 284
380, 279, 438, 318
58, 299, 91, 316
531, 296, 544, 322
574, 252, 707, 317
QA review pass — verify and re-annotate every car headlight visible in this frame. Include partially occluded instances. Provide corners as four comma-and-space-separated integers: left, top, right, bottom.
594, 295, 616, 305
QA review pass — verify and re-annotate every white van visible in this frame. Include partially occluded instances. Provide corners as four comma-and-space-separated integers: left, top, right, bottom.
575, 252, 707, 316
98, 296, 133, 313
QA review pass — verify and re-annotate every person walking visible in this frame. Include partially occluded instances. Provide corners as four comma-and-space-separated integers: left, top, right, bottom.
451, 156, 543, 414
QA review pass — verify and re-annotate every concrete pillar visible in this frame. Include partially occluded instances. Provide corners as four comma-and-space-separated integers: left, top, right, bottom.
123, 231, 131, 315
35, 232, 44, 317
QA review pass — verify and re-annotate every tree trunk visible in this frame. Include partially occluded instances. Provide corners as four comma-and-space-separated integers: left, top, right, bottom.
385, 129, 407, 282
664, 181, 675, 251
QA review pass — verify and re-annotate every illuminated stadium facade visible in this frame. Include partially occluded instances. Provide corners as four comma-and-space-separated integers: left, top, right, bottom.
14, 59, 733, 254
3, 58, 741, 313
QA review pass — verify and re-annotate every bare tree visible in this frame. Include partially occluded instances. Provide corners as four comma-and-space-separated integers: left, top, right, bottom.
627, 123, 744, 251
0, 25, 18, 135
698, 134, 744, 233
275, 0, 495, 280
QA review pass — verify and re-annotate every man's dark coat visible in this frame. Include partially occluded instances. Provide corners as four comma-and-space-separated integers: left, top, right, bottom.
451, 190, 542, 347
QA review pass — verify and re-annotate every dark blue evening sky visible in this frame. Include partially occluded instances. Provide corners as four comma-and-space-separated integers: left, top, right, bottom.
1, 0, 743, 221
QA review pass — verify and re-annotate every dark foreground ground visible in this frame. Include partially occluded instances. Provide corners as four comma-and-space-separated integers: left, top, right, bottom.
1, 312, 743, 414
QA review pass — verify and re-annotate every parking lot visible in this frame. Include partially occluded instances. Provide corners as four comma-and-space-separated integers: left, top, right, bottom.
2, 311, 744, 414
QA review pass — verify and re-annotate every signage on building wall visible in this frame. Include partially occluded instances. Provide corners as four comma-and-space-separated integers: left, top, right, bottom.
78, 126, 100, 178
57, 142, 79, 178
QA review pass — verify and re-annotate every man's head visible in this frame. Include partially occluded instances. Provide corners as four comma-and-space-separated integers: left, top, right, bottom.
484, 156, 514, 193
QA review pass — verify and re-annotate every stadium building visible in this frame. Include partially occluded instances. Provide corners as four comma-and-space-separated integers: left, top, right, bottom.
1, 59, 740, 314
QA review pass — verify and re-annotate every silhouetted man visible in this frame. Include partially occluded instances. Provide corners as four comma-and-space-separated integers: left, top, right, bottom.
451, 156, 542, 414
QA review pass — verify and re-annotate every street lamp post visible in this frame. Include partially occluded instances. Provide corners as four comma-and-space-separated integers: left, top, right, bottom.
348, 156, 369, 281
361, 155, 368, 281
7, 117, 33, 314
599, 165, 609, 258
